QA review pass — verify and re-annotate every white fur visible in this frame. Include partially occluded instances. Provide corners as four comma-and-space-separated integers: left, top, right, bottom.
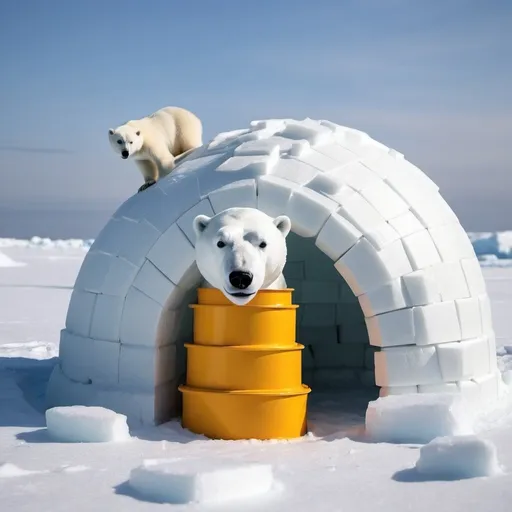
193, 208, 292, 306
108, 106, 203, 186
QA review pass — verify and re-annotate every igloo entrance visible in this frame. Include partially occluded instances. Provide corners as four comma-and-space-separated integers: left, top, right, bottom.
155, 230, 379, 423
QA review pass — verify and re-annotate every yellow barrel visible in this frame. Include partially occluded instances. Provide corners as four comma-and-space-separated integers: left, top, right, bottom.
197, 288, 294, 306
179, 385, 311, 440
185, 343, 304, 390
180, 287, 311, 440
191, 304, 298, 346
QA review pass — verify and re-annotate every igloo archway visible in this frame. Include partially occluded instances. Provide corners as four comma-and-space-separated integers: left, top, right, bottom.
46, 118, 502, 426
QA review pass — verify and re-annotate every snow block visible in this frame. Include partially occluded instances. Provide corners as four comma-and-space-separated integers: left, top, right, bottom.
455, 298, 483, 340
93, 217, 161, 268
364, 222, 401, 250
120, 287, 162, 347
65, 290, 97, 338
133, 259, 175, 307
216, 150, 279, 176
285, 187, 339, 238
147, 224, 195, 285
119, 344, 176, 390
428, 261, 470, 302
208, 179, 257, 213
129, 458, 274, 505
335, 238, 412, 297
273, 156, 319, 185
418, 382, 458, 394
461, 258, 487, 296
388, 210, 425, 238
365, 393, 473, 444
360, 179, 409, 220
401, 229, 441, 270
279, 121, 333, 146
413, 302, 462, 345
90, 294, 125, 342
335, 161, 381, 191
337, 192, 386, 235
415, 435, 502, 479
297, 148, 342, 173
436, 338, 490, 382
73, 251, 113, 293
314, 141, 358, 166
478, 294, 494, 335
46, 406, 131, 443
257, 175, 300, 217
315, 212, 362, 261
402, 270, 442, 306
144, 174, 201, 232
176, 199, 215, 246
365, 308, 414, 348
59, 330, 120, 385
234, 138, 282, 156
375, 345, 443, 387
429, 223, 476, 263
358, 278, 407, 317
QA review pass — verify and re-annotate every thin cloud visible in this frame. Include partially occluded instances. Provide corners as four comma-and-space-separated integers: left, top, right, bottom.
0, 145, 75, 155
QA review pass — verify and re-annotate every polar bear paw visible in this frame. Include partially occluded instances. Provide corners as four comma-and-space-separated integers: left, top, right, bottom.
138, 180, 157, 193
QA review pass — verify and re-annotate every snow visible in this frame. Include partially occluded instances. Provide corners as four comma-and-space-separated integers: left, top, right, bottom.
0, 250, 25, 268
46, 406, 131, 443
365, 394, 474, 444
129, 458, 275, 505
0, 241, 512, 511
414, 435, 503, 480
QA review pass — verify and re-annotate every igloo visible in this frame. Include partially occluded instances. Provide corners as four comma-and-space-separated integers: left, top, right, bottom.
46, 118, 503, 427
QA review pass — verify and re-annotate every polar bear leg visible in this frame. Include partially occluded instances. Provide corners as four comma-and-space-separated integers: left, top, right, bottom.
151, 147, 176, 178
135, 159, 159, 182
135, 160, 158, 192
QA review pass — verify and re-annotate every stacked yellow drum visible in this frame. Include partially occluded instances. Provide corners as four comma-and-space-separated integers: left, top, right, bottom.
178, 288, 311, 440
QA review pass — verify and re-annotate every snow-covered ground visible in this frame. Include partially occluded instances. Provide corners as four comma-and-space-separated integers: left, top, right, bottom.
1, 239, 512, 511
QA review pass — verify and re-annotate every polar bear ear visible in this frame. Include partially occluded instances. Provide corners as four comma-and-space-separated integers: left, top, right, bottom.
108, 129, 114, 135
193, 214, 211, 237
273, 215, 292, 238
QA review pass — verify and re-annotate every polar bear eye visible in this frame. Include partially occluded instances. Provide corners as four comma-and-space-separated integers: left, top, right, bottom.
136, 131, 140, 136
117, 140, 123, 144
259, 241, 267, 249
217, 241, 226, 248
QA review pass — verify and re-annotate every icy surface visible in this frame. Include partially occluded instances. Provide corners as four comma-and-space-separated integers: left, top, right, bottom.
365, 393, 474, 444
415, 435, 503, 480
129, 458, 274, 504
0, 244, 512, 511
0, 250, 25, 268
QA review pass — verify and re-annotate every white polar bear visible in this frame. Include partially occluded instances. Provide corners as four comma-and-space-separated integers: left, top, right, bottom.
108, 106, 203, 193
193, 208, 292, 306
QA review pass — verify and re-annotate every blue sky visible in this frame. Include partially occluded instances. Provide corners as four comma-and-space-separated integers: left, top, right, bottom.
1, 0, 511, 230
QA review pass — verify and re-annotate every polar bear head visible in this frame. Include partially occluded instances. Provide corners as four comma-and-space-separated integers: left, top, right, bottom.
108, 124, 143, 159
193, 208, 292, 306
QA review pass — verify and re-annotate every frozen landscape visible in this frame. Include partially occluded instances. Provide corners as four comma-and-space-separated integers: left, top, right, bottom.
1, 236, 512, 511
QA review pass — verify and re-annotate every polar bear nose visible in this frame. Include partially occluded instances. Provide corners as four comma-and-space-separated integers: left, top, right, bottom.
229, 271, 253, 290
121, 150, 129, 159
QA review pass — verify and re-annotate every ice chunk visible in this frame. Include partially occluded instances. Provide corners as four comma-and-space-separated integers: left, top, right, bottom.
365, 393, 473, 444
129, 458, 274, 505
45, 406, 131, 443
415, 435, 502, 479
